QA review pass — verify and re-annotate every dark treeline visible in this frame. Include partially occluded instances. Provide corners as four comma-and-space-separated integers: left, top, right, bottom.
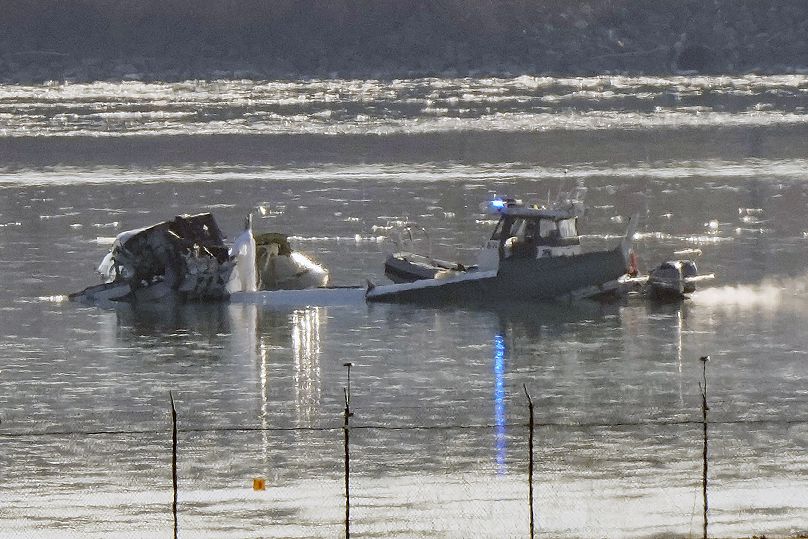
2, 0, 807, 82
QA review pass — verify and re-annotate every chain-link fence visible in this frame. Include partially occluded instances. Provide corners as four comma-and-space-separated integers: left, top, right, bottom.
2, 386, 808, 538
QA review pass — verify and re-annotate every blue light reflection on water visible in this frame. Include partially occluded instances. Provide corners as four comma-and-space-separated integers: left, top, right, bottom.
493, 333, 507, 475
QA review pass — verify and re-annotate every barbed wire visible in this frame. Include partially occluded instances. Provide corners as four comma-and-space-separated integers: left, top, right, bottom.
2, 415, 807, 439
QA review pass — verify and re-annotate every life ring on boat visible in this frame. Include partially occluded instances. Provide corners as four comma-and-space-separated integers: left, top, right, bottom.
628, 250, 639, 277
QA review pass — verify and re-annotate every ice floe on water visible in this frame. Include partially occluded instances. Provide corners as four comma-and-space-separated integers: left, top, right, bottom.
2, 75, 808, 137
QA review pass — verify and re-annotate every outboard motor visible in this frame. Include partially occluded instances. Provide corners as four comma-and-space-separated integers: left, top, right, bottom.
681, 260, 699, 294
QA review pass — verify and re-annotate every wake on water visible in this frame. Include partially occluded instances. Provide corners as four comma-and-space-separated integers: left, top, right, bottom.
690, 273, 808, 308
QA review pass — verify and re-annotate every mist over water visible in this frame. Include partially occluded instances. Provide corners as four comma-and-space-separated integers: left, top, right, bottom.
2, 75, 808, 537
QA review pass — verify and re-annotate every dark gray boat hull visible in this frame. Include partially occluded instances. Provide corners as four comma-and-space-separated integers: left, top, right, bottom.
367, 246, 629, 304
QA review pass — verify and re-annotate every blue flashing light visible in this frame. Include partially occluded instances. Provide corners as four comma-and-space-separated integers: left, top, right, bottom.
491, 199, 506, 210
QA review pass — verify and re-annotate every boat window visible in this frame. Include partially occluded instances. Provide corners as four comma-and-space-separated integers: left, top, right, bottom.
539, 218, 555, 238
511, 218, 527, 238
523, 219, 538, 240
490, 218, 505, 241
558, 218, 577, 238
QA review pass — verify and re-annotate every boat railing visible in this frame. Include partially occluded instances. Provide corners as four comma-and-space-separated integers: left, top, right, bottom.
390, 222, 433, 260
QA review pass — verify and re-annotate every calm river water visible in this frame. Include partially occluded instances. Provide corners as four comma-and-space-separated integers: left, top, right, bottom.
1, 76, 808, 538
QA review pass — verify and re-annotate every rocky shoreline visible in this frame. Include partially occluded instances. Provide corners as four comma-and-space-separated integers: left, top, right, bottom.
2, 1, 808, 83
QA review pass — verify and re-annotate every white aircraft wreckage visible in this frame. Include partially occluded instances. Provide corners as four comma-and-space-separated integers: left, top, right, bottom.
69, 213, 329, 306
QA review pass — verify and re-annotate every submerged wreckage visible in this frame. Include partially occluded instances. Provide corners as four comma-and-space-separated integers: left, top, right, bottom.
69, 213, 328, 305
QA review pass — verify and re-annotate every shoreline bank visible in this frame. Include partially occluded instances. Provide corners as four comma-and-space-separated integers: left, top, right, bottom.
2, 1, 807, 84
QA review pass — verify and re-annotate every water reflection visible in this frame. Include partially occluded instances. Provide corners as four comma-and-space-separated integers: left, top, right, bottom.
492, 333, 507, 475
108, 300, 324, 431
227, 305, 324, 429
257, 318, 270, 463
676, 307, 684, 407
291, 307, 323, 424
112, 300, 231, 336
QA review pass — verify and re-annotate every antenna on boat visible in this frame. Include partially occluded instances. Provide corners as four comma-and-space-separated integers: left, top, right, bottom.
555, 168, 569, 203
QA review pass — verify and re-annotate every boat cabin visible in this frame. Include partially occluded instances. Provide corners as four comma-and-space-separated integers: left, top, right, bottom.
489, 206, 582, 260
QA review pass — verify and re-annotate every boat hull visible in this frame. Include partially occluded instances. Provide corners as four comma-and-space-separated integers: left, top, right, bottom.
367, 246, 629, 304
647, 282, 686, 302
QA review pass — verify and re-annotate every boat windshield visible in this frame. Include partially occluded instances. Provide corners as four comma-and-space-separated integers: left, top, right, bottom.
490, 218, 506, 241
539, 219, 555, 238
538, 217, 577, 239
558, 218, 578, 238
491, 216, 578, 243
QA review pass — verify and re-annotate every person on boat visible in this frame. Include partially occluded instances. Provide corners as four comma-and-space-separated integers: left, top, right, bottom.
505, 218, 538, 259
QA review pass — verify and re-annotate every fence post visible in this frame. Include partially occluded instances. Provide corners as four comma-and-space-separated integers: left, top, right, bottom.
343, 362, 353, 539
169, 391, 178, 539
344, 362, 353, 404
343, 387, 351, 538
523, 384, 535, 539
699, 356, 709, 539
